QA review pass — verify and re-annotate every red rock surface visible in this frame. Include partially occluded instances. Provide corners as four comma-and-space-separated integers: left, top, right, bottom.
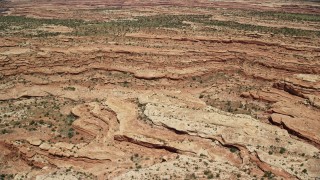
0, 0, 319, 179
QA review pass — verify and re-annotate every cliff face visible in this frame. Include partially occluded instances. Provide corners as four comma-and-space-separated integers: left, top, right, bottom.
0, 0, 320, 179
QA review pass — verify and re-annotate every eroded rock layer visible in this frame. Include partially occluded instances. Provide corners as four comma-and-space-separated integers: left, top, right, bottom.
0, 0, 320, 179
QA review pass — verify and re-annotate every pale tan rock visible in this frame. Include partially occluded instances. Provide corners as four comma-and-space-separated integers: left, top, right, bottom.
0, 48, 31, 55
54, 142, 74, 150
26, 138, 42, 146
39, 142, 51, 151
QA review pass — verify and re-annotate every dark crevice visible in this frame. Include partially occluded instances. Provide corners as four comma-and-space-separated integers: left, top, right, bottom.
161, 124, 188, 135
281, 122, 320, 149
269, 116, 320, 149
114, 135, 183, 154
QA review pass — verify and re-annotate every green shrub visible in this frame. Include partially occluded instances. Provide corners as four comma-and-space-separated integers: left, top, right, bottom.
230, 147, 238, 153
279, 147, 286, 154
68, 128, 74, 138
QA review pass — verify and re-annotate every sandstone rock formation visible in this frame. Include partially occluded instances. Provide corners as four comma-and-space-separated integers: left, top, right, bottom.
0, 0, 319, 179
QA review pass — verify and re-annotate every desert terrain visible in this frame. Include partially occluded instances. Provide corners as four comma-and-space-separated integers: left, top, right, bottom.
0, 0, 320, 179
